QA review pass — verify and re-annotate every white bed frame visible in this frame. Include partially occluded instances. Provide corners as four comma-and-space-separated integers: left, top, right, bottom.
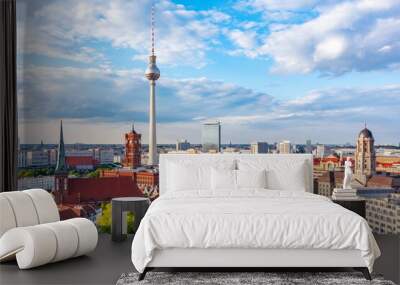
141, 154, 370, 280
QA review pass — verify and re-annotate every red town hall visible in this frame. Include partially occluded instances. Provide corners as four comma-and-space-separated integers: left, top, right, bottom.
123, 124, 141, 168
54, 121, 158, 219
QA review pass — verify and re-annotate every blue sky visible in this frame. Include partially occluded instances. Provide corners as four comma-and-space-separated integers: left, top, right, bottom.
17, 0, 400, 144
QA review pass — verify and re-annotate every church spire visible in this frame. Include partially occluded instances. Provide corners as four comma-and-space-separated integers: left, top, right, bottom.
55, 120, 66, 172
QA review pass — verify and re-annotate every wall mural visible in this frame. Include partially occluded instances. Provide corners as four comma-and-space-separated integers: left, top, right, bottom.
16, 0, 400, 234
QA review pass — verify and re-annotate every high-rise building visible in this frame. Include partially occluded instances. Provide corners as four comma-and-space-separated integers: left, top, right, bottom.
366, 193, 400, 234
48, 149, 58, 166
355, 125, 376, 185
92, 148, 113, 165
18, 150, 27, 168
123, 124, 141, 169
278, 140, 291, 154
26, 140, 50, 167
26, 150, 49, 167
315, 144, 328, 158
145, 5, 160, 166
305, 139, 312, 153
176, 139, 190, 151
251, 142, 269, 154
202, 121, 221, 153
99, 149, 114, 164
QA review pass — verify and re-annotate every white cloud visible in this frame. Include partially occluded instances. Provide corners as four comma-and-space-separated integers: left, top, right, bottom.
17, 0, 230, 67
235, 0, 323, 23
15, 0, 400, 144
236, 0, 318, 12
18, 63, 400, 144
18, 64, 272, 125
226, 29, 260, 57
202, 84, 400, 144
313, 35, 347, 62
228, 29, 257, 50
233, 0, 400, 75
200, 10, 231, 22
20, 0, 400, 75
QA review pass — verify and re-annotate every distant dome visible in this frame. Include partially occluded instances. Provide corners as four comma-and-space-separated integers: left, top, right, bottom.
359, 128, 373, 139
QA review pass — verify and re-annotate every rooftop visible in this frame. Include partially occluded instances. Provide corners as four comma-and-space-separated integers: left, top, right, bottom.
367, 175, 400, 188
359, 128, 374, 139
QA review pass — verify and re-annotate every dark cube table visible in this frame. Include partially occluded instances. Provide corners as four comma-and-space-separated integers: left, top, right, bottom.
333, 199, 366, 218
111, 197, 150, 242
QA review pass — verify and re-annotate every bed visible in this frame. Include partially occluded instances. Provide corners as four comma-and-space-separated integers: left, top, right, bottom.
131, 154, 380, 281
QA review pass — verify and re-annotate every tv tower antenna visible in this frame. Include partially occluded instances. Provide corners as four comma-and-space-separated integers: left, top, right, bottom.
151, 3, 155, 56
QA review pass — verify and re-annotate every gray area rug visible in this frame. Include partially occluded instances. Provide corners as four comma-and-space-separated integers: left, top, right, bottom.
116, 272, 396, 285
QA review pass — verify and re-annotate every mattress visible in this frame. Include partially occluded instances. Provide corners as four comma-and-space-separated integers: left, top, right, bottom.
131, 190, 380, 273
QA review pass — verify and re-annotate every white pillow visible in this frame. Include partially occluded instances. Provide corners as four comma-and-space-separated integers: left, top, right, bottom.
166, 159, 236, 192
236, 169, 267, 189
237, 159, 307, 191
211, 168, 236, 191
167, 162, 209, 191
273, 161, 306, 192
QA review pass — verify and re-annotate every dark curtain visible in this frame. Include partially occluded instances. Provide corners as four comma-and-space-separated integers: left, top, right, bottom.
0, 0, 17, 192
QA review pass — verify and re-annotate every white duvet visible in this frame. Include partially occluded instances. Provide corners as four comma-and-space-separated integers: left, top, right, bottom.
131, 190, 380, 273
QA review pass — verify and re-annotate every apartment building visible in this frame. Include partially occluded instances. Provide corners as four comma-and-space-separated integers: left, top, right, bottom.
366, 193, 400, 234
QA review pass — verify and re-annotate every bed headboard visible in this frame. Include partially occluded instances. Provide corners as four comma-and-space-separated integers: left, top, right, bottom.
159, 154, 313, 195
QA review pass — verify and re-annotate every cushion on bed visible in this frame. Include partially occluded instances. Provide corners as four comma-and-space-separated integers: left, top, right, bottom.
167, 162, 209, 191
277, 161, 307, 191
236, 169, 267, 189
167, 159, 236, 192
237, 158, 307, 191
211, 168, 236, 191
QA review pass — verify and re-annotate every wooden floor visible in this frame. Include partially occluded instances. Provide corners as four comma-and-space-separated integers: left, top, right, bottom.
0, 234, 398, 285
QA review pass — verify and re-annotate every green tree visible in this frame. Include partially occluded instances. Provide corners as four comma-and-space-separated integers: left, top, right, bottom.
96, 202, 135, 234
127, 211, 135, 234
18, 169, 35, 178
97, 203, 111, 233
68, 169, 82, 177
86, 169, 100, 178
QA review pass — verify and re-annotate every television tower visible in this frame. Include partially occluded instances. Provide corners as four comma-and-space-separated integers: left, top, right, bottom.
145, 3, 160, 165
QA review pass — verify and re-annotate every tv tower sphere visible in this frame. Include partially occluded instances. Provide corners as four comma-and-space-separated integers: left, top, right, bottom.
145, 55, 160, 81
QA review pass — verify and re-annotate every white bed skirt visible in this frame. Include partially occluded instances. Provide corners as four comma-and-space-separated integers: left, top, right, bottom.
148, 248, 366, 268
